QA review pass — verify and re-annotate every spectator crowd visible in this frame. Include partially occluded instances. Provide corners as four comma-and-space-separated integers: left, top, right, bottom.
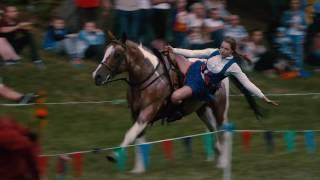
0, 0, 319, 74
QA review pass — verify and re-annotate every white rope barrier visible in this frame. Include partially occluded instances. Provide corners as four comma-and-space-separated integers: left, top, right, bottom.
1, 92, 320, 107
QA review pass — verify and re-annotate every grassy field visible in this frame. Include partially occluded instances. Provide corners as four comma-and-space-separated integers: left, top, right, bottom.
1, 51, 320, 180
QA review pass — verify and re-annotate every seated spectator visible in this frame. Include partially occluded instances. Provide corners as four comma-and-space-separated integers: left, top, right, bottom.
224, 14, 248, 47
43, 16, 69, 51
243, 29, 278, 75
186, 25, 212, 49
77, 21, 105, 61
204, 8, 225, 47
203, 0, 230, 20
172, 0, 189, 48
0, 5, 44, 68
0, 37, 21, 65
273, 27, 295, 71
0, 117, 40, 180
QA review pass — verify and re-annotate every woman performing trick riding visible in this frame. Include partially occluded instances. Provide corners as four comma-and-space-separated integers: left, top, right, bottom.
165, 36, 278, 121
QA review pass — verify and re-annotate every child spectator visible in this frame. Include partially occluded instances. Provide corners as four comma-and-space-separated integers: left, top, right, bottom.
173, 0, 189, 47
280, 0, 307, 70
204, 8, 225, 47
43, 17, 69, 51
0, 5, 44, 68
224, 14, 248, 46
0, 37, 21, 65
273, 27, 295, 71
78, 21, 105, 61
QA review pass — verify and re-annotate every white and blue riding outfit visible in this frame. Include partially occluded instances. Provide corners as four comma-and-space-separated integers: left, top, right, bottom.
173, 48, 265, 101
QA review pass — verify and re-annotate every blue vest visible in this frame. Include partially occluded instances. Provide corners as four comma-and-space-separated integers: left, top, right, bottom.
201, 54, 236, 92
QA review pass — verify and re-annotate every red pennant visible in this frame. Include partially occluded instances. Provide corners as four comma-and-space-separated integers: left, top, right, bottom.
38, 156, 48, 178
56, 155, 69, 176
71, 152, 83, 177
242, 131, 252, 152
162, 140, 173, 160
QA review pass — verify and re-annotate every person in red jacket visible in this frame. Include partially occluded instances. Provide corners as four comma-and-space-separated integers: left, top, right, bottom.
0, 117, 40, 180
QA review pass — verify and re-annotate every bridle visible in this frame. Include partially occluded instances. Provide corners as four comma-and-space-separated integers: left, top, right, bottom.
98, 41, 172, 91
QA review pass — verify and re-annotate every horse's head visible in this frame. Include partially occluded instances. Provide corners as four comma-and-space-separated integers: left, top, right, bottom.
93, 33, 127, 86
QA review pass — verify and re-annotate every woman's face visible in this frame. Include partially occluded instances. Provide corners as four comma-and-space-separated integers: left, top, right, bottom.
220, 41, 233, 58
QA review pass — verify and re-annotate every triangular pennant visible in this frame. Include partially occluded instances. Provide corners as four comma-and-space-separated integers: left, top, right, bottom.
264, 131, 274, 153
182, 137, 192, 155
305, 131, 316, 153
162, 140, 173, 160
139, 144, 151, 169
242, 131, 252, 152
56, 155, 69, 179
284, 131, 296, 152
115, 147, 127, 172
38, 156, 49, 178
202, 133, 214, 161
71, 152, 83, 177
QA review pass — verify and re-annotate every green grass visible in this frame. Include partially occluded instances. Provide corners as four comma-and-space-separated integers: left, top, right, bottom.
1, 50, 320, 180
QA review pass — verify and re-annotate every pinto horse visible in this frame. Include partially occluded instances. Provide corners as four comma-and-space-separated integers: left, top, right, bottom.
92, 34, 231, 173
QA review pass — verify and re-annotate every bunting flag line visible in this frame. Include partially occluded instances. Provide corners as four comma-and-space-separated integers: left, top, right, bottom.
71, 152, 83, 177
202, 133, 214, 161
162, 140, 173, 160
305, 131, 316, 153
139, 144, 151, 169
242, 131, 252, 152
264, 131, 274, 153
284, 131, 296, 152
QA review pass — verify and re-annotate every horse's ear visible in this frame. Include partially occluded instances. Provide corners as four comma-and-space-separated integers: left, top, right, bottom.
107, 31, 116, 41
121, 33, 127, 44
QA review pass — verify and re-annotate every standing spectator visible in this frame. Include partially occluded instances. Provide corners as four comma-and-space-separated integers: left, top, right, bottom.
306, 32, 320, 67
0, 37, 21, 65
0, 6, 44, 67
204, 8, 225, 48
172, 0, 189, 47
202, 0, 230, 20
280, 0, 307, 70
138, 0, 153, 45
151, 0, 174, 41
0, 117, 40, 180
224, 14, 248, 46
115, 0, 141, 42
74, 0, 101, 29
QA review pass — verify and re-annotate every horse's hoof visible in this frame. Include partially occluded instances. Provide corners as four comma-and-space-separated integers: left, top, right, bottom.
130, 168, 145, 174
105, 154, 117, 163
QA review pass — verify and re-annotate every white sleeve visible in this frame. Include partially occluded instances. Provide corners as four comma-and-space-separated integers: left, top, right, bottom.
226, 63, 265, 98
173, 48, 218, 59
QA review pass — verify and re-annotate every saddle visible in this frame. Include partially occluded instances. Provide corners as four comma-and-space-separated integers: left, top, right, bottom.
151, 48, 186, 123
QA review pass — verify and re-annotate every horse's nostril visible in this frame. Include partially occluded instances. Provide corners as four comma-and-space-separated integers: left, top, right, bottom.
95, 75, 102, 85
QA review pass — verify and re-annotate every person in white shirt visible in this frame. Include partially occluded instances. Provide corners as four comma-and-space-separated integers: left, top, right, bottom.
164, 36, 277, 120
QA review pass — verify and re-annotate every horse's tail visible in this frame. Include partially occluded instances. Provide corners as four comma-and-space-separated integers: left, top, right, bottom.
229, 76, 263, 120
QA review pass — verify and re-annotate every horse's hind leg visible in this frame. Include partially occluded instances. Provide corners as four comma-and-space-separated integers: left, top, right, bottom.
196, 106, 222, 157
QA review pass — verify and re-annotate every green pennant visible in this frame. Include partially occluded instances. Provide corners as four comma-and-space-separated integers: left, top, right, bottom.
202, 133, 215, 161
115, 147, 127, 172
284, 131, 296, 152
